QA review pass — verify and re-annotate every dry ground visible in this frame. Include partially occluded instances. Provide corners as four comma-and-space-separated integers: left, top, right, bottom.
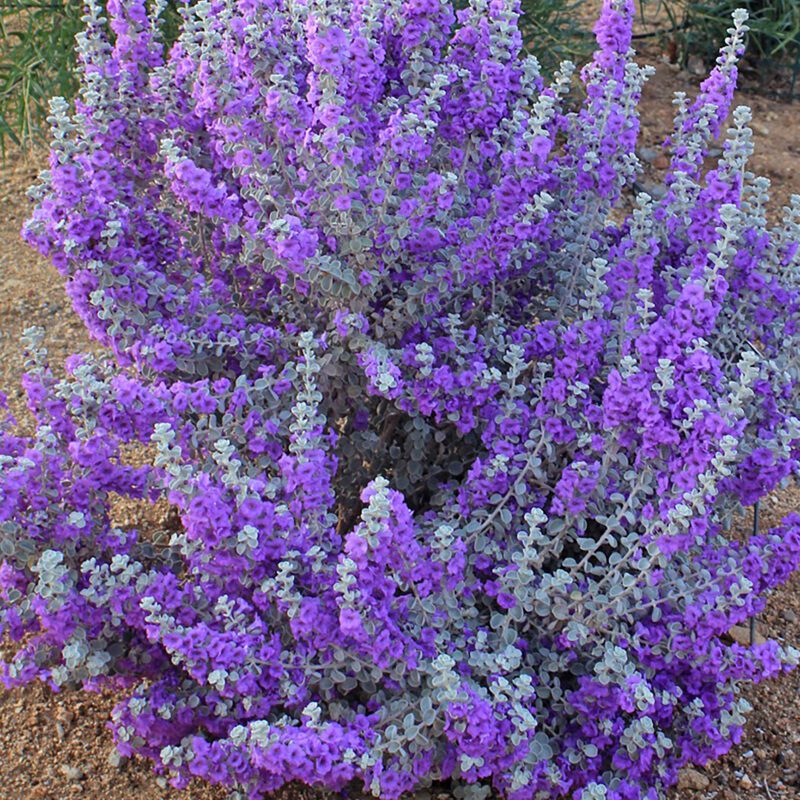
0, 33, 798, 800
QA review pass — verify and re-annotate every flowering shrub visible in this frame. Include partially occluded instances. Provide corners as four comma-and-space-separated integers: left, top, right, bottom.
1, 0, 800, 798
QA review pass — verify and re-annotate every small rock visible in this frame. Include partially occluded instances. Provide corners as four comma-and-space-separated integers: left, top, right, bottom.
634, 179, 667, 201
752, 122, 770, 137
678, 767, 710, 791
686, 54, 706, 75
740, 774, 753, 789
108, 749, 128, 769
638, 146, 659, 164
55, 721, 65, 741
59, 765, 84, 782
727, 624, 766, 646
780, 608, 798, 624
653, 154, 669, 171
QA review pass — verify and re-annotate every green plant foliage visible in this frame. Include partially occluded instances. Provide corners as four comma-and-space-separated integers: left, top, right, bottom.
641, 0, 799, 87
515, 0, 595, 71
0, 0, 184, 154
685, 0, 799, 62
0, 1, 85, 151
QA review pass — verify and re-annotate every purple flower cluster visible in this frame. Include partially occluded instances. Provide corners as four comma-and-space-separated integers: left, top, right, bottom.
2, 1, 800, 798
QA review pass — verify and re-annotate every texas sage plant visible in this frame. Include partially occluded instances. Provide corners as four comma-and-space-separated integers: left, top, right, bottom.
1, 0, 800, 798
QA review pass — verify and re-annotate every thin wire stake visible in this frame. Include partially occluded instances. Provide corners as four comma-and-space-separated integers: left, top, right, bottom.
750, 500, 760, 646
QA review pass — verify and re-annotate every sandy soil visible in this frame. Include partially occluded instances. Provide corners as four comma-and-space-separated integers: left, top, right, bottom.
0, 30, 798, 800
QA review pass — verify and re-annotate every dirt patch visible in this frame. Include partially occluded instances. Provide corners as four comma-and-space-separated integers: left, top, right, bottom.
669, 487, 800, 800
0, 36, 798, 800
